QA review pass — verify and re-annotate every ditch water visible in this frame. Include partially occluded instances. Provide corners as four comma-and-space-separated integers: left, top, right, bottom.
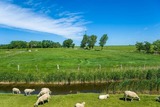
0, 80, 159, 95
0, 83, 108, 95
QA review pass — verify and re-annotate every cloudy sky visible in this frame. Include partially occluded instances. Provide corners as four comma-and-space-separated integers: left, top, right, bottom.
0, 0, 160, 45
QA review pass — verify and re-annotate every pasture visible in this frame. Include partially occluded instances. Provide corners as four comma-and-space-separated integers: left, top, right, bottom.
0, 93, 159, 107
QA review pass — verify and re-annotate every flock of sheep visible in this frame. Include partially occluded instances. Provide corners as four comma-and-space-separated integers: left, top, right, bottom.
12, 88, 160, 107
12, 87, 51, 107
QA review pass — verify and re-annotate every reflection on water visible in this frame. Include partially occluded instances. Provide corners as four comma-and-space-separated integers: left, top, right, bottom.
0, 80, 159, 95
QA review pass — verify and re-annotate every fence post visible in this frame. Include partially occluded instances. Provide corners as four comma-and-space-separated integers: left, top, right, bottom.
35, 65, 38, 71
120, 64, 122, 70
99, 64, 101, 70
78, 64, 80, 71
57, 64, 59, 70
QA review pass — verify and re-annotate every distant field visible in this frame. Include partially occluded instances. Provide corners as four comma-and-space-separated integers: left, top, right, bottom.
0, 45, 160, 83
0, 93, 159, 107
0, 45, 160, 72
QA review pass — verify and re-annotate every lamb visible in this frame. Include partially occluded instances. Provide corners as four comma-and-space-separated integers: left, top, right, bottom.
37, 88, 51, 98
34, 93, 51, 107
12, 88, 21, 94
98, 94, 109, 100
24, 89, 35, 96
75, 102, 85, 107
124, 91, 140, 101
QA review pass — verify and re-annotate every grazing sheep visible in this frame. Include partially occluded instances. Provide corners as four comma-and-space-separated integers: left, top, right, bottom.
37, 88, 51, 98
75, 102, 85, 107
124, 91, 140, 101
99, 94, 109, 100
12, 88, 21, 94
24, 89, 35, 96
41, 88, 51, 94
34, 93, 51, 107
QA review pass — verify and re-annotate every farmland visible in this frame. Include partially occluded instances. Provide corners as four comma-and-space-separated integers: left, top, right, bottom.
0, 46, 160, 84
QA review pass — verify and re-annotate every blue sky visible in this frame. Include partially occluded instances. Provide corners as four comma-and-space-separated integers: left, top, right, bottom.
0, 0, 160, 45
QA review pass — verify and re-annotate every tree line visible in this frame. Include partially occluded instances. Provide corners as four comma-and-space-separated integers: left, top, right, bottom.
0, 34, 108, 49
135, 40, 160, 54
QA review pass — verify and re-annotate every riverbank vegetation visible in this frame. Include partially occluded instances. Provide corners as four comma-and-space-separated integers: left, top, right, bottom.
0, 93, 159, 107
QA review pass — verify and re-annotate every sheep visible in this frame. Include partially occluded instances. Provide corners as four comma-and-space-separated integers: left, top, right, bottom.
12, 88, 21, 94
41, 88, 51, 94
34, 93, 51, 107
75, 102, 85, 107
37, 88, 51, 98
24, 89, 35, 96
124, 91, 140, 101
98, 94, 109, 100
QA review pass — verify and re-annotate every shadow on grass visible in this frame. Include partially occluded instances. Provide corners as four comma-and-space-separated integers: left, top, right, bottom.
119, 97, 132, 101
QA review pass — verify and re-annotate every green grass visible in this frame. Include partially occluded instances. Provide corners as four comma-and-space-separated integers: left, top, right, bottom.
0, 46, 160, 83
0, 93, 159, 107
0, 46, 160, 71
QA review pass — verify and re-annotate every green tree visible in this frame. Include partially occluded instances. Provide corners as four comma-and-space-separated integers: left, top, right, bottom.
144, 41, 151, 53
80, 34, 88, 48
88, 35, 97, 49
153, 40, 160, 54
29, 41, 42, 48
99, 34, 108, 50
42, 40, 53, 48
63, 39, 74, 48
135, 42, 144, 52
10, 41, 27, 49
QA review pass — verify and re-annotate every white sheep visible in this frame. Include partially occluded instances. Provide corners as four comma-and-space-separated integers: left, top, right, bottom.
24, 89, 35, 96
34, 93, 51, 107
41, 88, 51, 94
37, 88, 51, 98
75, 102, 85, 107
12, 88, 21, 94
124, 91, 140, 101
99, 94, 109, 100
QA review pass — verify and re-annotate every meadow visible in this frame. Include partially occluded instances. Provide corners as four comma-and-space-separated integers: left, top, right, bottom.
0, 45, 160, 83
0, 93, 159, 107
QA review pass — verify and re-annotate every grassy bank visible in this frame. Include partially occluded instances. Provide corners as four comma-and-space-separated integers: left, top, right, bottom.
0, 93, 159, 107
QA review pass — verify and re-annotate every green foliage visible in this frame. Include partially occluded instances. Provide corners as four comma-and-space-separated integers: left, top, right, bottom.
80, 34, 89, 48
99, 34, 108, 50
135, 42, 144, 52
153, 40, 160, 54
144, 41, 151, 53
63, 39, 74, 48
10, 41, 27, 49
88, 35, 97, 49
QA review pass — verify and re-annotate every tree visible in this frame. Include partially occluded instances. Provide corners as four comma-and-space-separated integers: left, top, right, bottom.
63, 39, 74, 48
29, 41, 42, 48
80, 34, 88, 48
88, 35, 97, 49
135, 42, 144, 52
42, 40, 53, 48
99, 34, 108, 50
153, 40, 160, 54
144, 41, 151, 53
10, 41, 27, 49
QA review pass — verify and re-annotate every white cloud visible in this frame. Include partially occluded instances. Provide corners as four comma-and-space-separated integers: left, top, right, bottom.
0, 1, 87, 39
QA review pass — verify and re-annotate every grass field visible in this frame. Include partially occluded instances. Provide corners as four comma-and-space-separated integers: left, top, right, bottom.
0, 93, 159, 107
0, 46, 160, 72
0, 45, 160, 83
